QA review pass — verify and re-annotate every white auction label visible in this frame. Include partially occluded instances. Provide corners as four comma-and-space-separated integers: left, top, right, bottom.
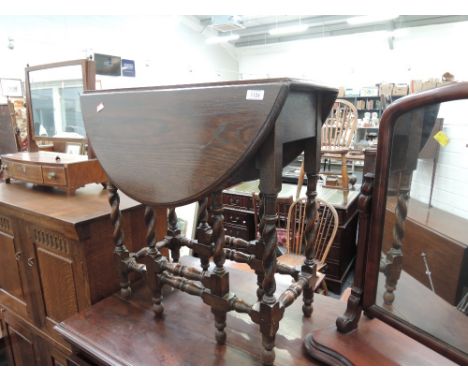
96, 102, 104, 112
246, 89, 264, 100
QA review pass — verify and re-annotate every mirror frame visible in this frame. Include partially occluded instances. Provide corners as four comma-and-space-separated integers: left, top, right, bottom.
361, 81, 468, 364
25, 59, 96, 151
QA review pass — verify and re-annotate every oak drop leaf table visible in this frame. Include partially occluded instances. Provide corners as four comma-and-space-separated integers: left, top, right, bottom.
80, 78, 338, 365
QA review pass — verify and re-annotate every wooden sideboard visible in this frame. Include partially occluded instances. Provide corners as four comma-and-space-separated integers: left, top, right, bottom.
1, 151, 107, 195
0, 182, 150, 365
54, 256, 455, 366
219, 181, 359, 294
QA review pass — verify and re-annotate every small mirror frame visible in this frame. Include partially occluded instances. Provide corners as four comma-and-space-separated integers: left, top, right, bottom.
24, 59, 96, 152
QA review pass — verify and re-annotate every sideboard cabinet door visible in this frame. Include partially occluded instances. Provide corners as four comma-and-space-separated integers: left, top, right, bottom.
0, 215, 29, 318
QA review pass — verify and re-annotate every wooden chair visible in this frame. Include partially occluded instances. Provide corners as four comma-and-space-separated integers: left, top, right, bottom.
285, 197, 339, 293
295, 99, 358, 196
321, 99, 358, 190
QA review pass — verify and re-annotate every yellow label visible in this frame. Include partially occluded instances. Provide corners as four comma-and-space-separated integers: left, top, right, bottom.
433, 131, 449, 147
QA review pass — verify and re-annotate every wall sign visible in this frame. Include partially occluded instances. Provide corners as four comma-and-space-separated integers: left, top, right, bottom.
122, 59, 136, 77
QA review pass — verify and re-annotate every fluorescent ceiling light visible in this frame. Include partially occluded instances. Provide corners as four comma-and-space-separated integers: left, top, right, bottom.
269, 24, 309, 36
347, 15, 399, 25
205, 34, 240, 44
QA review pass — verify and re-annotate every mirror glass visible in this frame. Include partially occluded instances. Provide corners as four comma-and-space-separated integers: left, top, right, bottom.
29, 64, 86, 139
377, 99, 468, 355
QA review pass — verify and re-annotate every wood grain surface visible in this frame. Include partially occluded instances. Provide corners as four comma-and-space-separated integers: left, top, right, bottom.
81, 78, 337, 206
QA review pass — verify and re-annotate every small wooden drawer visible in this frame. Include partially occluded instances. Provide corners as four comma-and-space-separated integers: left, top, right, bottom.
4, 161, 43, 184
42, 166, 67, 186
224, 223, 250, 241
223, 193, 248, 209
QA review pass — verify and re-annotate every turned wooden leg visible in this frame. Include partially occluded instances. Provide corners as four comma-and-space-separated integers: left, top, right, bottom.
108, 183, 132, 298
340, 153, 349, 190
262, 333, 275, 366
210, 191, 228, 344
259, 192, 281, 365
302, 173, 319, 317
196, 197, 211, 271
144, 206, 164, 318
382, 184, 409, 305
255, 270, 265, 300
213, 309, 227, 345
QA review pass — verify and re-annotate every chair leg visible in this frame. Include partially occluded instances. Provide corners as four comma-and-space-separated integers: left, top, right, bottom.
340, 154, 349, 190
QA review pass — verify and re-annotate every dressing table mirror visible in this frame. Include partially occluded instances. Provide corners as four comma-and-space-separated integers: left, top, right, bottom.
0, 59, 106, 193
304, 82, 468, 365
25, 59, 95, 154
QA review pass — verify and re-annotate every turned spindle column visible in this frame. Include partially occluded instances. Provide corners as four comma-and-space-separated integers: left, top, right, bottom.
382, 172, 410, 305
108, 184, 146, 298
255, 191, 265, 300
210, 191, 228, 345
259, 192, 281, 366
196, 197, 211, 271
144, 206, 165, 317
302, 173, 319, 317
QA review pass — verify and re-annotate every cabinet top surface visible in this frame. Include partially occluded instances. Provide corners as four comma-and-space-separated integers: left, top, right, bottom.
1, 150, 93, 165
81, 77, 338, 207
227, 180, 359, 210
0, 182, 139, 225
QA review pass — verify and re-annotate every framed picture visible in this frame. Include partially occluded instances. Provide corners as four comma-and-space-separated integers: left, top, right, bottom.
0, 78, 23, 97
65, 142, 84, 155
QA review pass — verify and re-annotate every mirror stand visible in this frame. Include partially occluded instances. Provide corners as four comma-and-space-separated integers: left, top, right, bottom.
304, 82, 468, 366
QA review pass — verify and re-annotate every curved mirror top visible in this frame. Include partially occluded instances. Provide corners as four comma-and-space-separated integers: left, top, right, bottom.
377, 99, 468, 356
29, 64, 86, 139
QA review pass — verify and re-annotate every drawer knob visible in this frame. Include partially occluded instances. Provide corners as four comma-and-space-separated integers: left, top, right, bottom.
27, 257, 35, 267
47, 171, 57, 180
15, 252, 21, 262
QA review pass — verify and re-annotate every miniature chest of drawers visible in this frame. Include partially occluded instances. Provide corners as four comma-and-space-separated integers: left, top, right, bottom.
1, 151, 107, 195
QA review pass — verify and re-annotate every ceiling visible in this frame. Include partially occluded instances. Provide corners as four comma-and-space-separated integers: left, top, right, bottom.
196, 15, 468, 47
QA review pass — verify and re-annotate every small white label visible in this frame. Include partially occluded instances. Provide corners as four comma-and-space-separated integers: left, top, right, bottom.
246, 89, 264, 101
97, 102, 104, 112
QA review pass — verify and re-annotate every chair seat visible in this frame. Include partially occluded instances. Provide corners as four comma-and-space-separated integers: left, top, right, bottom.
321, 147, 349, 155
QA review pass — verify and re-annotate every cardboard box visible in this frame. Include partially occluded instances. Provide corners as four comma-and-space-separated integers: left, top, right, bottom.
421, 79, 438, 91
410, 80, 423, 93
379, 83, 394, 97
345, 87, 360, 97
392, 83, 409, 96
360, 86, 379, 97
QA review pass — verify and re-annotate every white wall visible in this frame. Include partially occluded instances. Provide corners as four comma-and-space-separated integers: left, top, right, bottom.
0, 16, 239, 90
236, 21, 468, 87
411, 100, 468, 219
237, 21, 468, 220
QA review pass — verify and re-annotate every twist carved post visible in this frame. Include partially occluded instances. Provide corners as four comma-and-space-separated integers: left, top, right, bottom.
255, 192, 265, 300
210, 191, 228, 345
382, 173, 409, 305
258, 192, 281, 365
108, 184, 132, 298
197, 197, 211, 271
260, 193, 278, 305
167, 207, 181, 263
302, 173, 319, 317
145, 206, 164, 317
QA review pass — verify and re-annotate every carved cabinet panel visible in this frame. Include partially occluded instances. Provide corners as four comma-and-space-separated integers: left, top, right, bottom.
0, 182, 148, 365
